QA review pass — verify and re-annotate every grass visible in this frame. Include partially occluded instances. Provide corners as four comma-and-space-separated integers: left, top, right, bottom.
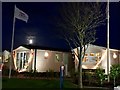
2, 77, 78, 88
2, 77, 113, 90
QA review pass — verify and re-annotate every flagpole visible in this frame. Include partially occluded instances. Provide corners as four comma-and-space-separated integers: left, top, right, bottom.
107, 0, 110, 82
9, 5, 16, 79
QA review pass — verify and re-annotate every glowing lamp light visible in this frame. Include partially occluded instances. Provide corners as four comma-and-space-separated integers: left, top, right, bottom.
61, 65, 64, 70
0, 57, 1, 60
113, 53, 117, 59
44, 52, 49, 58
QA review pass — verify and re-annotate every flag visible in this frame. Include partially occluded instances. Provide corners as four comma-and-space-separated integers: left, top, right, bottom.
14, 5, 29, 23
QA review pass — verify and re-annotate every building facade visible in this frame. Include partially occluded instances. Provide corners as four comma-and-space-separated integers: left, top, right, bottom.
12, 45, 72, 75
73, 44, 120, 73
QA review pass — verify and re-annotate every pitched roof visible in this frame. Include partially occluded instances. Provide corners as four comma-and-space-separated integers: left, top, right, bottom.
19, 44, 71, 52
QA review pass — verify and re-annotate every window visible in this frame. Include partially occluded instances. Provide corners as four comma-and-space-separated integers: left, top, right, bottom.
26, 52, 30, 62
23, 53, 26, 66
90, 53, 94, 56
16, 53, 19, 67
83, 57, 88, 62
16, 51, 31, 71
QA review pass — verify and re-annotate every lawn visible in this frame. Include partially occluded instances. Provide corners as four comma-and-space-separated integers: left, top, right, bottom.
2, 77, 113, 90
2, 77, 78, 89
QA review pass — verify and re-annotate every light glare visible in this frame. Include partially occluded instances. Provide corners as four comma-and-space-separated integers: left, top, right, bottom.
113, 53, 117, 59
44, 52, 49, 58
29, 39, 33, 44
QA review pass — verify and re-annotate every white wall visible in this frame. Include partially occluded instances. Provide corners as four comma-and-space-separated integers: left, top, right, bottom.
35, 50, 69, 72
73, 44, 120, 75
14, 46, 72, 73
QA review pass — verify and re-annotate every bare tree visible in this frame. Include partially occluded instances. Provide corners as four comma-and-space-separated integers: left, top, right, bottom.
57, 2, 106, 88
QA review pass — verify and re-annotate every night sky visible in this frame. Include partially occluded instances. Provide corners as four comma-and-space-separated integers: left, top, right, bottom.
2, 2, 120, 51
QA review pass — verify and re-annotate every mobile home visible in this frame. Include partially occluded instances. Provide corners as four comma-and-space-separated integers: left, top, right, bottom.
73, 44, 120, 73
13, 45, 72, 75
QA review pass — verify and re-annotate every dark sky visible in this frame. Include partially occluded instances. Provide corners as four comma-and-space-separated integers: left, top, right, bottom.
2, 2, 120, 51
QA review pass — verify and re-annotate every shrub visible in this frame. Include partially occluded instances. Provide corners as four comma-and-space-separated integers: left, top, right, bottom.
2, 65, 18, 76
95, 68, 106, 85
110, 64, 120, 86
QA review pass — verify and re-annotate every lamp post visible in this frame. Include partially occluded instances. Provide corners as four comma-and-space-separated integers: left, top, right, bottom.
107, 0, 110, 82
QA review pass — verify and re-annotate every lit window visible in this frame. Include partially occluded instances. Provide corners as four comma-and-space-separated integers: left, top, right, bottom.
90, 53, 94, 56
96, 53, 101, 57
83, 57, 88, 62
